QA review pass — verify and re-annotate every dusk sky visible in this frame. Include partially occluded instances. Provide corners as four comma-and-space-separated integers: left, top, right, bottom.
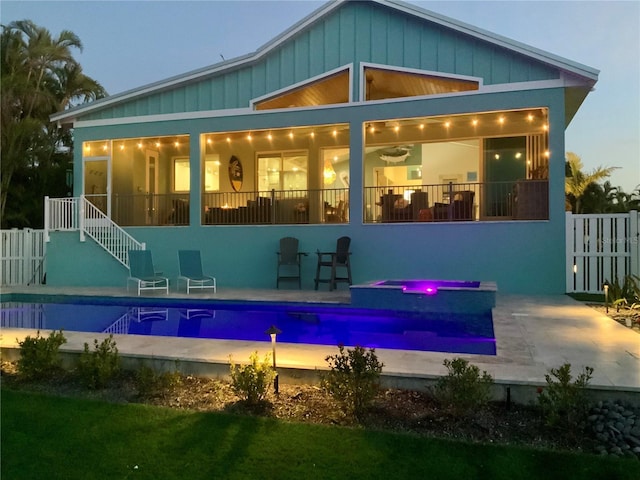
2, 0, 638, 193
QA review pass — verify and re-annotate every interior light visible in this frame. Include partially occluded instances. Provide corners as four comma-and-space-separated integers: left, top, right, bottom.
498, 116, 505, 125
369, 125, 375, 134
444, 121, 451, 128
119, 144, 125, 151
289, 132, 294, 139
419, 124, 425, 130
267, 133, 273, 141
137, 143, 143, 149
333, 156, 338, 162
226, 137, 231, 143
472, 119, 479, 127
174, 141, 179, 147
332, 130, 337, 137
207, 138, 212, 145
155, 142, 160, 148
543, 124, 549, 131
515, 152, 522, 159
527, 114, 534, 122
247, 134, 252, 141
310, 132, 315, 138
323, 159, 336, 184
102, 144, 108, 151
494, 154, 500, 160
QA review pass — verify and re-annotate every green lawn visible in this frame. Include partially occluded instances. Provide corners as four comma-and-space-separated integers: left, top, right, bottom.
2, 389, 638, 480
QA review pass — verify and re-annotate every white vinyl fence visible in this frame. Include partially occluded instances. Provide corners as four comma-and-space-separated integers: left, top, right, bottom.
566, 211, 640, 293
1, 228, 46, 286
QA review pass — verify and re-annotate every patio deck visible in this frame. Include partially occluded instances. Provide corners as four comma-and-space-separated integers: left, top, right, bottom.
1, 286, 638, 405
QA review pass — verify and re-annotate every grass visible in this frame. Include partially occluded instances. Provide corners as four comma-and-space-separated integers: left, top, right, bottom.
2, 389, 639, 480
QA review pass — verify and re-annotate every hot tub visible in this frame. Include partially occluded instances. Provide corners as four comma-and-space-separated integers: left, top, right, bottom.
350, 279, 497, 315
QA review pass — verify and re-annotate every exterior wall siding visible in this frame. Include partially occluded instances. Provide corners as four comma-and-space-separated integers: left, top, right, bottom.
81, 1, 559, 121
66, 87, 567, 294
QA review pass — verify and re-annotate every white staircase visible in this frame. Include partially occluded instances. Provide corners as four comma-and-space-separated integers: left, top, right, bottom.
44, 196, 145, 267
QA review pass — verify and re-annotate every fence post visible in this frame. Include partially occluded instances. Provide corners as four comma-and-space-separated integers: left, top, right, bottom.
79, 195, 86, 242
565, 211, 574, 292
44, 196, 50, 243
631, 210, 639, 278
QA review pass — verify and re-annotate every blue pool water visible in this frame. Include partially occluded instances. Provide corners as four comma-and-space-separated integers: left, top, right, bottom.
1, 299, 496, 355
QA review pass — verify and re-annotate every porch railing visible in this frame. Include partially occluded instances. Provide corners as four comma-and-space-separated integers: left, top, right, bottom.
45, 196, 145, 267
364, 180, 548, 223
202, 188, 349, 225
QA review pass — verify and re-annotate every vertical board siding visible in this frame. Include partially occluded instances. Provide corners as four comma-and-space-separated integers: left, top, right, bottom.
566, 212, 640, 293
309, 25, 327, 77
338, 5, 356, 66
294, 32, 311, 81
81, 1, 561, 121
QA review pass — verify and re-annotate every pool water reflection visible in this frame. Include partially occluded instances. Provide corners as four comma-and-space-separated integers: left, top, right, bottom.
1, 301, 496, 355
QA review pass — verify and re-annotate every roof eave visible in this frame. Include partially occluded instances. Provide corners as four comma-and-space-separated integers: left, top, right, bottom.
51, 0, 599, 125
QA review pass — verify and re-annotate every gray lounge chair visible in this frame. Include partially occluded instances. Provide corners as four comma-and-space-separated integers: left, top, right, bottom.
127, 249, 169, 296
177, 250, 216, 294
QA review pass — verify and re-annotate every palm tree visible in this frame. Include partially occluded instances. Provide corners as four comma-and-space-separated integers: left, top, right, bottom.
565, 152, 618, 213
0, 20, 106, 226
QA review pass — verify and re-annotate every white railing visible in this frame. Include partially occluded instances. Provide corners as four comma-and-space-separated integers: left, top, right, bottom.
44, 196, 145, 268
566, 211, 640, 293
1, 229, 46, 286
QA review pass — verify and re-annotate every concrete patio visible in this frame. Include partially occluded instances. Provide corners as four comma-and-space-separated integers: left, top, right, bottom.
1, 286, 638, 405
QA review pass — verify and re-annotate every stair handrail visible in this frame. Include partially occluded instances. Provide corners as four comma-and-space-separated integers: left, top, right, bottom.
80, 196, 145, 267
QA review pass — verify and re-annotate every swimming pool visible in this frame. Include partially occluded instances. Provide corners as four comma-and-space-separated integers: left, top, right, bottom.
1, 297, 496, 355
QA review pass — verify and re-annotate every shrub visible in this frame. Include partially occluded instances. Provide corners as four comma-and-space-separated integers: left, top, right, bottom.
229, 351, 276, 405
433, 358, 493, 416
78, 335, 120, 389
537, 363, 593, 429
321, 345, 384, 419
607, 274, 640, 311
135, 361, 182, 398
16, 330, 67, 380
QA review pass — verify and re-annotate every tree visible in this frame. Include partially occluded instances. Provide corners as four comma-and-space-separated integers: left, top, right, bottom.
564, 152, 618, 214
1, 20, 106, 227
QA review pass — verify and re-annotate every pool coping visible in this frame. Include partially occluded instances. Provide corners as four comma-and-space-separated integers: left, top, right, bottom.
2, 286, 639, 405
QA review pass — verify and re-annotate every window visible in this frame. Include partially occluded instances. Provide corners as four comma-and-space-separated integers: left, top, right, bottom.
257, 151, 308, 192
173, 157, 190, 192
204, 155, 220, 192
254, 69, 350, 110
364, 66, 479, 101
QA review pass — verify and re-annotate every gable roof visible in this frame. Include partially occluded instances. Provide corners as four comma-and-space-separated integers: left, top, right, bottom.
51, 0, 598, 125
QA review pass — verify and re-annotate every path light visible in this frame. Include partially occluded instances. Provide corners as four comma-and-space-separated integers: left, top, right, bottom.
265, 325, 282, 394
603, 280, 610, 314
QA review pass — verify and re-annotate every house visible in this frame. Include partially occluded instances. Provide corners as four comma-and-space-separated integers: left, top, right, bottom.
47, 0, 598, 293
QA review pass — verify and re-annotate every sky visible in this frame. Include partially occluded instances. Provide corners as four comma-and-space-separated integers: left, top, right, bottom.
2, 0, 638, 193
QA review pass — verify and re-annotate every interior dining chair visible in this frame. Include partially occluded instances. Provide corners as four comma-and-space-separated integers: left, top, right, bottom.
276, 237, 307, 289
177, 249, 216, 294
314, 236, 352, 291
127, 249, 169, 296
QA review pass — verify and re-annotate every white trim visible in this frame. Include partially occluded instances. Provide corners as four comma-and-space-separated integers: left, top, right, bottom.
73, 77, 567, 129
359, 62, 484, 102
51, 0, 597, 125
250, 64, 354, 108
